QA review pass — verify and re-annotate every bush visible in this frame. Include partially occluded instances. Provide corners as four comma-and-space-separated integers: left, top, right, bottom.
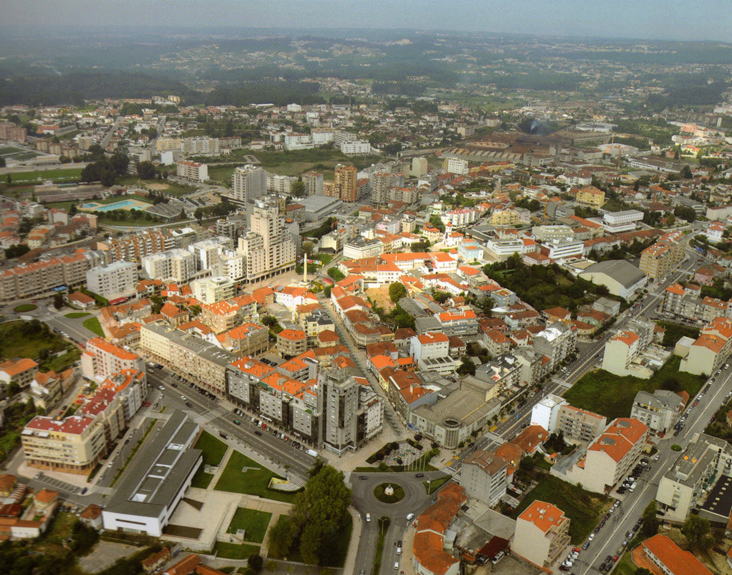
671, 444, 682, 451
248, 553, 263, 572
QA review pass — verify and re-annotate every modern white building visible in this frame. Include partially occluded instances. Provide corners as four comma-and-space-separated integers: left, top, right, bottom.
142, 249, 197, 283
340, 140, 371, 155
231, 165, 267, 204
176, 160, 208, 182
602, 210, 644, 233
446, 157, 470, 175
237, 203, 296, 283
531, 393, 567, 432
86, 261, 138, 301
102, 411, 202, 537
461, 449, 508, 506
190, 276, 236, 304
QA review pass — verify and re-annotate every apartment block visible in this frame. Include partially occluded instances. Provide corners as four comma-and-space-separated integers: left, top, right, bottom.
231, 165, 267, 204
680, 316, 732, 376
176, 160, 209, 182
142, 249, 196, 283
575, 186, 605, 208
513, 501, 571, 568
86, 261, 138, 301
140, 322, 234, 394
199, 294, 257, 334
217, 323, 268, 358
81, 337, 145, 381
639, 231, 685, 280
190, 276, 236, 304
555, 404, 607, 443
630, 390, 685, 434
237, 203, 296, 283
558, 418, 648, 493
334, 164, 358, 202
533, 322, 577, 371
656, 433, 732, 522
461, 449, 509, 506
97, 229, 174, 263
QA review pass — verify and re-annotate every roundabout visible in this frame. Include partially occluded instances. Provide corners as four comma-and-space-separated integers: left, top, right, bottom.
374, 482, 405, 504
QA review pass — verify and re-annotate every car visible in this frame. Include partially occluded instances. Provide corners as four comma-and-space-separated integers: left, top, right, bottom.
588, 533, 595, 541
393, 562, 399, 571
180, 395, 186, 400
605, 555, 612, 563
646, 465, 652, 471
626, 531, 634, 538
653, 454, 660, 461
613, 555, 619, 562
359, 475, 368, 480
158, 385, 165, 391
171, 383, 177, 388
81, 487, 88, 495
254, 430, 262, 436
185, 402, 192, 408
617, 487, 626, 494
366, 513, 371, 522
233, 419, 240, 425
582, 542, 590, 550
637, 518, 643, 526
598, 563, 606, 572
415, 473, 424, 478
397, 544, 402, 554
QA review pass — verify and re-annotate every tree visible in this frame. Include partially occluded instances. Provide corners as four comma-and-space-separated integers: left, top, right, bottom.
268, 514, 297, 558
261, 315, 278, 328
291, 178, 306, 197
429, 214, 445, 233
456, 355, 476, 376
389, 282, 407, 303
682, 514, 711, 549
327, 267, 345, 282
137, 161, 157, 180
53, 293, 64, 310
642, 501, 659, 537
302, 241, 315, 255
680, 164, 693, 179
194, 207, 204, 224
109, 152, 129, 177
292, 465, 351, 565
247, 553, 264, 572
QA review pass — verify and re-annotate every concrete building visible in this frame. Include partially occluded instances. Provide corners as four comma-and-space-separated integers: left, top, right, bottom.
102, 411, 202, 537
630, 390, 685, 434
334, 164, 358, 202
656, 433, 732, 522
237, 203, 296, 284
142, 249, 196, 283
461, 449, 508, 506
576, 186, 605, 209
558, 418, 649, 493
680, 317, 732, 376
531, 393, 567, 432
602, 210, 643, 233
81, 337, 145, 382
86, 261, 138, 301
176, 160, 208, 182
601, 330, 652, 378
578, 260, 647, 299
190, 276, 236, 304
513, 501, 571, 568
555, 404, 607, 443
639, 231, 685, 280
231, 165, 267, 204
640, 535, 713, 575
140, 322, 234, 395
533, 322, 577, 371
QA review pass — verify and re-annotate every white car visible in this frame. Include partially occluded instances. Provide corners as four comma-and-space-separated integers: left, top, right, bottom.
366, 513, 370, 522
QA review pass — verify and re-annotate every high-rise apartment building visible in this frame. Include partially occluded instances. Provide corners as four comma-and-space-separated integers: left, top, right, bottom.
302, 170, 324, 196
237, 203, 296, 284
86, 261, 138, 301
231, 165, 267, 204
334, 164, 358, 202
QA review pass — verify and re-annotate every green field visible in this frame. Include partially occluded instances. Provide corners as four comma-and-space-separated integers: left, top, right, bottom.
194, 430, 229, 466
513, 475, 612, 544
13, 304, 37, 312
214, 450, 298, 503
82, 317, 104, 337
564, 356, 706, 420
65, 312, 90, 319
0, 146, 24, 155
226, 508, 272, 543
6, 167, 83, 184
212, 542, 261, 560
0, 320, 76, 372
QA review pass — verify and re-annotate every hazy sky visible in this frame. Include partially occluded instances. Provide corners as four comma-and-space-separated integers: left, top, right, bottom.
4, 0, 732, 43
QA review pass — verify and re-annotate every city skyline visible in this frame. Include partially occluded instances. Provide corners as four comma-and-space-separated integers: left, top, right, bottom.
3, 0, 732, 43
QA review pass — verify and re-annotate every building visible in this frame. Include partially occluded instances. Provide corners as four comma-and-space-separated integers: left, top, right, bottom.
680, 317, 732, 376
237, 203, 296, 284
461, 449, 508, 506
639, 231, 685, 280
140, 322, 234, 394
578, 260, 647, 299
412, 484, 466, 575
176, 160, 209, 182
231, 165, 267, 204
630, 390, 685, 434
558, 418, 649, 493
533, 322, 577, 371
513, 501, 571, 568
576, 186, 605, 209
0, 358, 39, 389
656, 433, 732, 522
602, 330, 652, 378
81, 337, 145, 382
640, 535, 713, 575
602, 210, 644, 233
531, 393, 567, 432
86, 261, 138, 301
334, 164, 358, 202
302, 170, 324, 196
190, 276, 236, 304
555, 404, 607, 443
102, 411, 202, 537
276, 329, 308, 357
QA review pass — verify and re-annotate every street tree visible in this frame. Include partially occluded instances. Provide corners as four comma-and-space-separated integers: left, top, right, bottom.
389, 282, 407, 303
641, 501, 659, 537
682, 514, 712, 549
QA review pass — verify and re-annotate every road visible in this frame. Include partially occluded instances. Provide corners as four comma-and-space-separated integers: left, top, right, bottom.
350, 470, 445, 575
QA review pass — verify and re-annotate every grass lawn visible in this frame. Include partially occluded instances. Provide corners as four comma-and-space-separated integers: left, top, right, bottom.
207, 165, 236, 187
424, 476, 450, 495
513, 475, 611, 544
613, 550, 637, 575
374, 483, 405, 503
42, 348, 81, 373
214, 450, 298, 503
65, 312, 90, 319
564, 356, 706, 420
82, 317, 104, 337
0, 320, 69, 364
6, 167, 83, 184
190, 470, 214, 489
226, 508, 272, 543
13, 304, 37, 312
194, 430, 229, 466
212, 542, 260, 560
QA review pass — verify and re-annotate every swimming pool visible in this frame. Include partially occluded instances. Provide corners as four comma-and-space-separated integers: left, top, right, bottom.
81, 199, 150, 212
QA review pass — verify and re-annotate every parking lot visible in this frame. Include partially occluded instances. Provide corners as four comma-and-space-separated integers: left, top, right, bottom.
34, 471, 87, 495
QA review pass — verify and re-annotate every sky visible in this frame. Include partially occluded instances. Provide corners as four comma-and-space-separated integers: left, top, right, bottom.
3, 0, 732, 43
